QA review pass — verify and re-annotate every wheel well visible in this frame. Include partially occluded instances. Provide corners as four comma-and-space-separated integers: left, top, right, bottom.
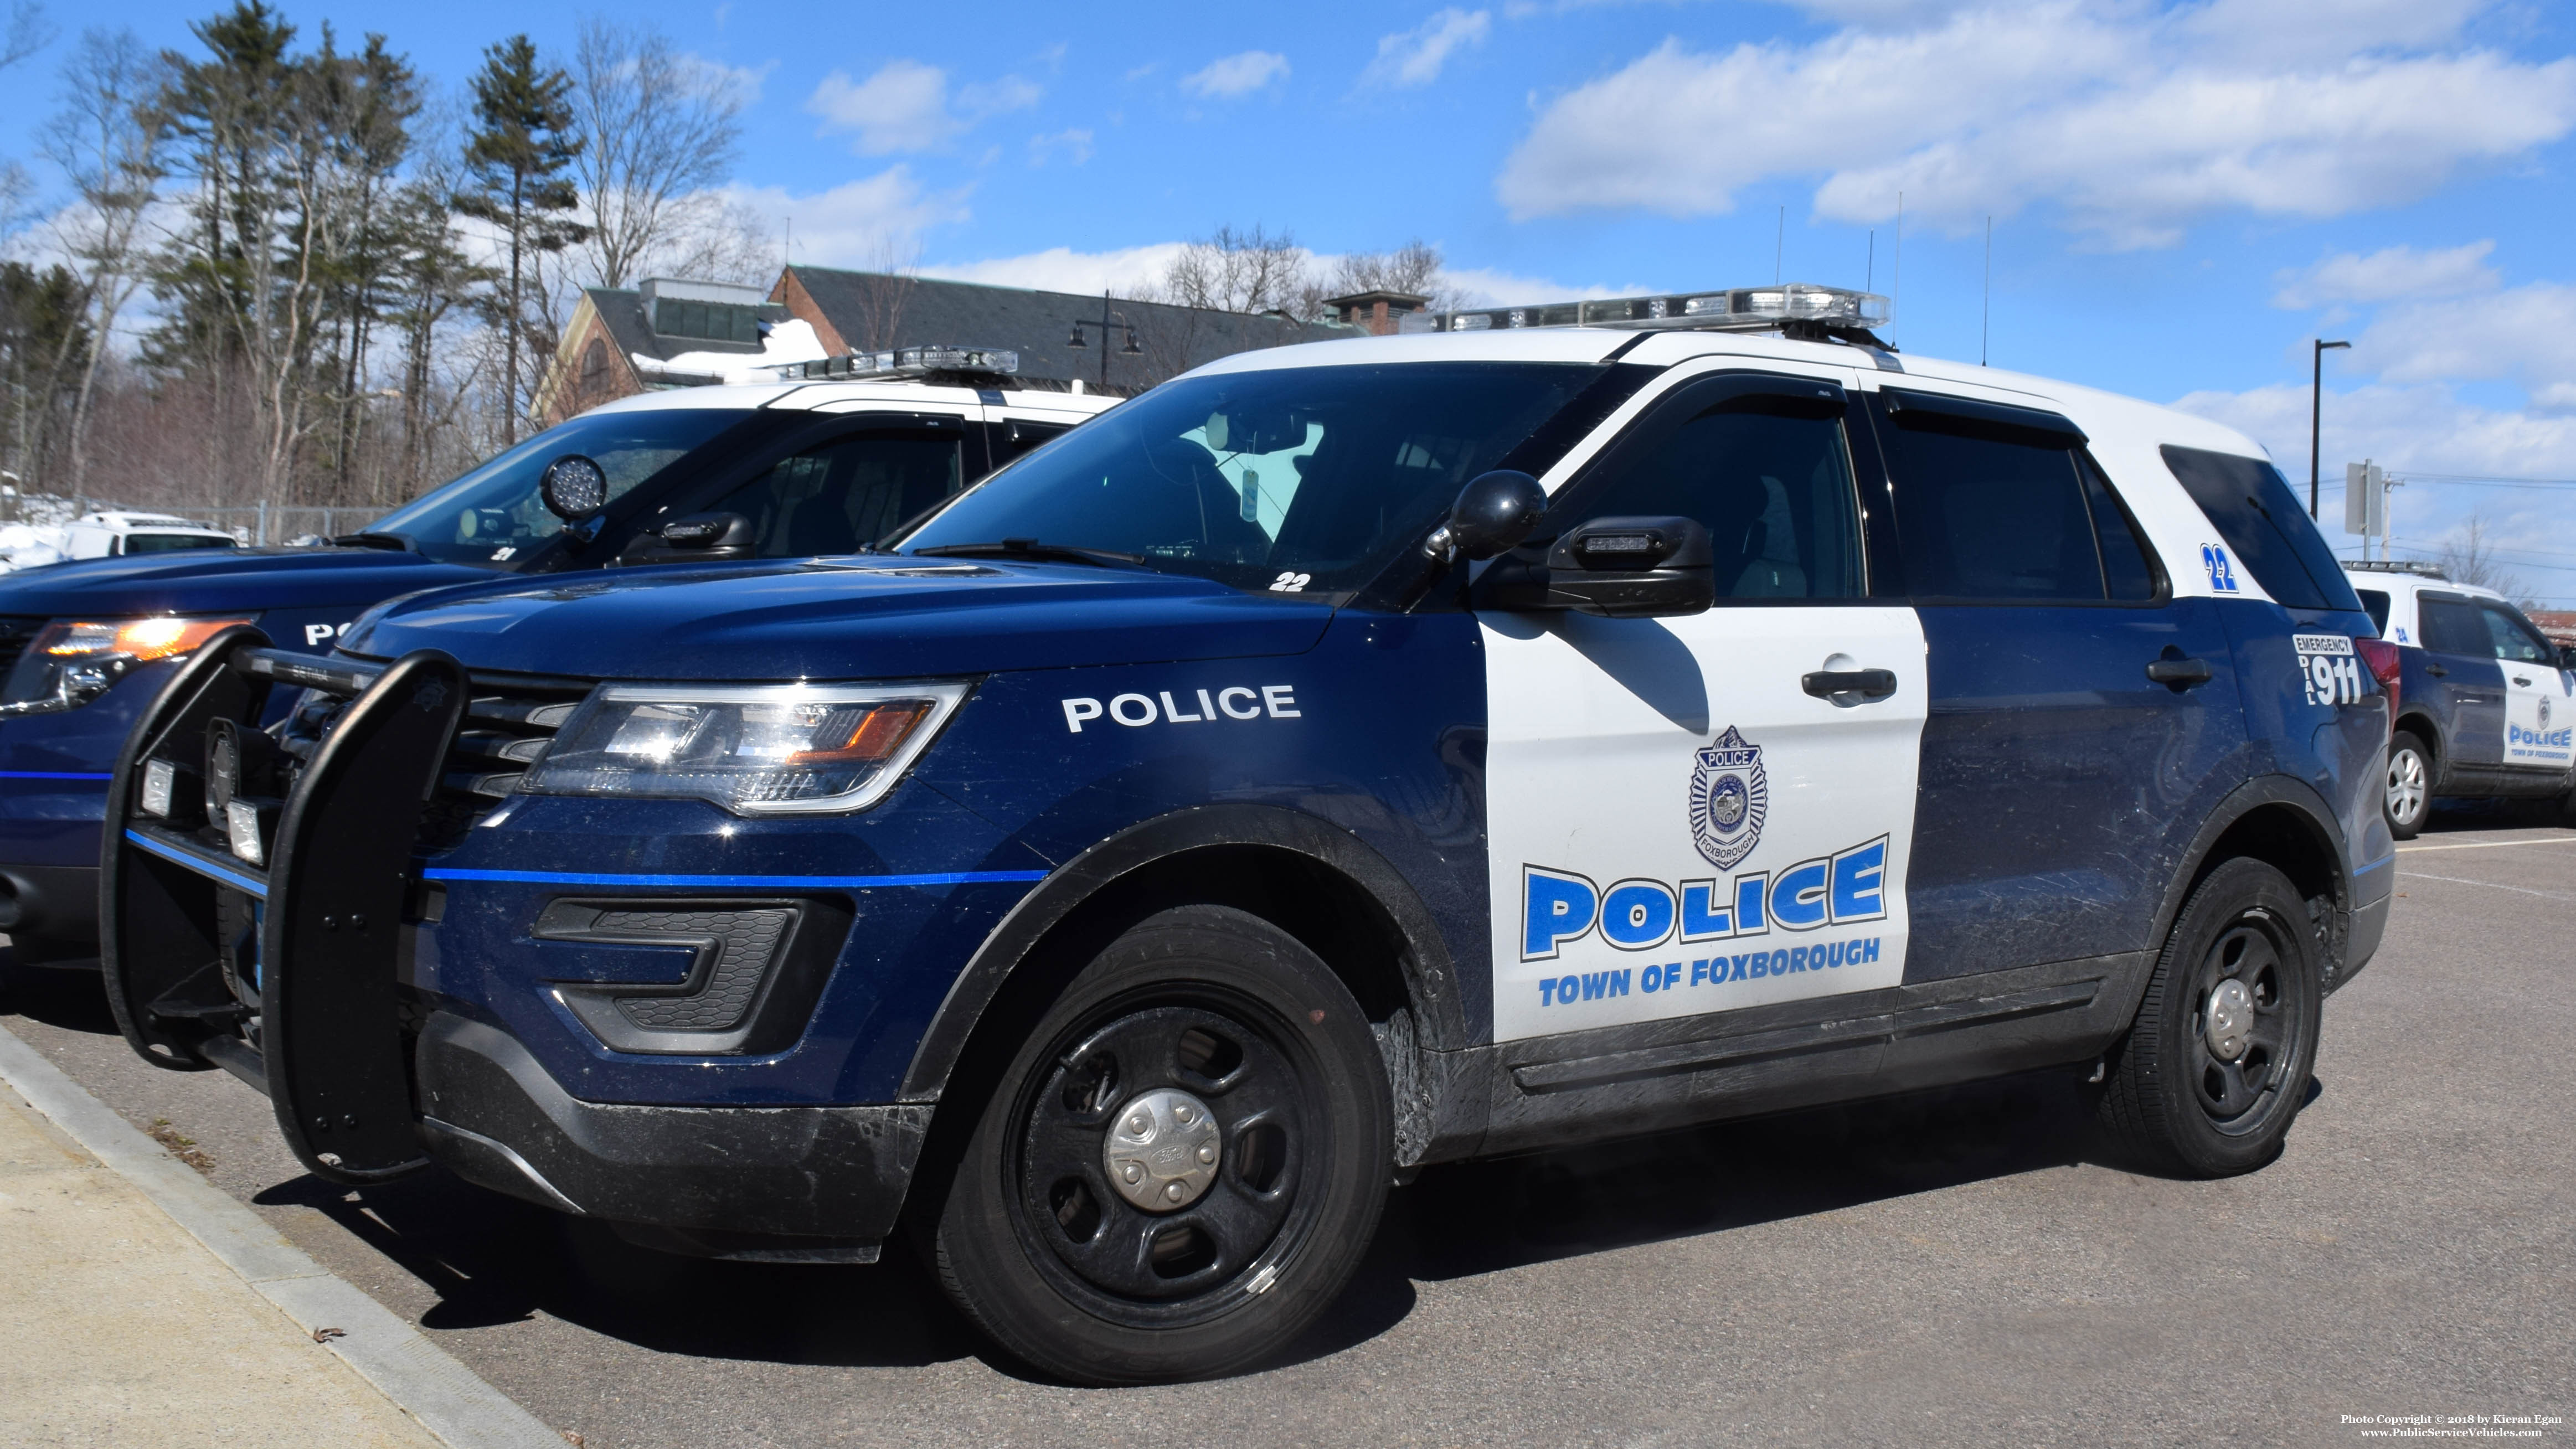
896, 844, 1420, 1237
2393, 714, 2439, 762
2191, 801, 2346, 983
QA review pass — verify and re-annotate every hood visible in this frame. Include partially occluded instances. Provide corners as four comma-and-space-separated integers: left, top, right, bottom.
0, 547, 493, 618
344, 559, 1337, 680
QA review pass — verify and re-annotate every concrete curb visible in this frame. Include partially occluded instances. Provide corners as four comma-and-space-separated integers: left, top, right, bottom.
0, 1022, 563, 1449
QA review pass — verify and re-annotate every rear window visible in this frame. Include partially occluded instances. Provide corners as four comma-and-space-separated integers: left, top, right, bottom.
2160, 445, 2365, 613
2355, 588, 2390, 635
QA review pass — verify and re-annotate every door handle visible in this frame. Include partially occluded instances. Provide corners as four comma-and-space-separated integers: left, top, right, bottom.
2145, 657, 2213, 687
2513, 675, 2533, 687
2426, 663, 2448, 677
1802, 668, 1898, 700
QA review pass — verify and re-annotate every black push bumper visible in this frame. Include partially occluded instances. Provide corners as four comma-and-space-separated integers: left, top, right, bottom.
418, 1013, 924, 1257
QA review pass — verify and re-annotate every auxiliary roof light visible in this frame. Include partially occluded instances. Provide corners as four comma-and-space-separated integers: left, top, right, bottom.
1397, 282, 1890, 338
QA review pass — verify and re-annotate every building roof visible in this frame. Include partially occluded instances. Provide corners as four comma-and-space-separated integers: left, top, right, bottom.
583, 282, 789, 373
779, 266, 1358, 394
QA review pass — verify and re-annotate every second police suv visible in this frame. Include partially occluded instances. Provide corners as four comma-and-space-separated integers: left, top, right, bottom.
0, 348, 1109, 963
102, 283, 2397, 1385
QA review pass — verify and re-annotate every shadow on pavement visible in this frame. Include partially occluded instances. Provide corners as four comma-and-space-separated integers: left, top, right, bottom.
0, 950, 120, 1035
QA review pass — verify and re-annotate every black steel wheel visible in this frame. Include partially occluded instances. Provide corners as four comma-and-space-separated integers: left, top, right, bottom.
2385, 729, 2431, 840
932, 905, 1390, 1384
2096, 857, 2321, 1177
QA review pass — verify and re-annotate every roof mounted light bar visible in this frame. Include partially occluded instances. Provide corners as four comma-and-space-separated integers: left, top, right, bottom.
1398, 282, 1891, 342
2343, 559, 2449, 579
774, 344, 1021, 382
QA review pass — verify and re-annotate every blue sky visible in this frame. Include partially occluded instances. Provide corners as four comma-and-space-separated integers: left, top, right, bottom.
6, 0, 2575, 598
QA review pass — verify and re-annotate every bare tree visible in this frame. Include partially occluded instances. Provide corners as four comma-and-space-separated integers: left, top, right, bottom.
2, 1, 55, 71
840, 239, 919, 352
1154, 224, 1311, 317
41, 28, 166, 493
1320, 239, 1469, 313
2436, 512, 2529, 603
570, 17, 744, 290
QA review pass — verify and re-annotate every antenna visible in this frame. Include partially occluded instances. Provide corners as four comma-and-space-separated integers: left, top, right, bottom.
1981, 215, 1993, 367
1775, 205, 1784, 283
1893, 192, 1903, 342
1866, 230, 1874, 293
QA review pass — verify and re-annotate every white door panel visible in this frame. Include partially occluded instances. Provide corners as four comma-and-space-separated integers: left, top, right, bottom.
1484, 605, 1928, 1043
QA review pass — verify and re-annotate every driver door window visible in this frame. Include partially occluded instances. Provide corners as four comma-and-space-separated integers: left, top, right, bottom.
1563, 396, 1864, 599
712, 432, 964, 557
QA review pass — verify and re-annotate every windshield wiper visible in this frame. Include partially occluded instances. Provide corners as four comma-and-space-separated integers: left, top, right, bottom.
911, 539, 1149, 570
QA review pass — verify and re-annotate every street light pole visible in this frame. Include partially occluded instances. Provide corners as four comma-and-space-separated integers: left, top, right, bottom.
1066, 291, 1141, 392
2311, 338, 2350, 519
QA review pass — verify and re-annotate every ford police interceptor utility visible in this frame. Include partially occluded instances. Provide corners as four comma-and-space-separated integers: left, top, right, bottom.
99, 285, 2393, 1385
0, 352, 1109, 962
2341, 561, 2575, 838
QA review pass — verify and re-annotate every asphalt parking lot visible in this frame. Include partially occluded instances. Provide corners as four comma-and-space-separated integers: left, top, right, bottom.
6, 804, 2571, 1448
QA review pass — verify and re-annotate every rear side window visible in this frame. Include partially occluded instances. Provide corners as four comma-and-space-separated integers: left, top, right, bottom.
2418, 596, 2490, 657
2355, 589, 2390, 635
2159, 445, 2366, 613
1882, 405, 2152, 602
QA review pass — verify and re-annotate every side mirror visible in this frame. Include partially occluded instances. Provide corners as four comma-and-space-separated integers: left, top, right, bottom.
2560, 643, 2576, 671
1426, 471, 1547, 563
1478, 515, 1715, 619
539, 454, 609, 521
615, 512, 756, 567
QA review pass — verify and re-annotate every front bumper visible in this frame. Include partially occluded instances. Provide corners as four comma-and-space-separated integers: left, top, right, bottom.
418, 1012, 923, 1251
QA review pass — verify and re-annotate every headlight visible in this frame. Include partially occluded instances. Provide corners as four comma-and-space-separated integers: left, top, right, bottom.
0, 616, 257, 716
521, 682, 969, 815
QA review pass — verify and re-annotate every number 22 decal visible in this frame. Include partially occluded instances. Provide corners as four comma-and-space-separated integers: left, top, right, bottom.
1269, 571, 1312, 592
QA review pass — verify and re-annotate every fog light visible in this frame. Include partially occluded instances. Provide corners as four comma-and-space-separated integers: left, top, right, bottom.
224, 798, 276, 866
141, 759, 174, 817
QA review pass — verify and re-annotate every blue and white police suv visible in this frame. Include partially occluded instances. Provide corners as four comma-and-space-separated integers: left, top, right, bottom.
0, 349, 1106, 963
100, 284, 2392, 1384
2341, 561, 2574, 837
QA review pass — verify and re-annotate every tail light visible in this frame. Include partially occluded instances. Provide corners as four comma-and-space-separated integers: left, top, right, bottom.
2355, 637, 2402, 726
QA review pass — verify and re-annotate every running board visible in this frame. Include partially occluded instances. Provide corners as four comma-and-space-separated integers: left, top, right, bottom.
1511, 981, 2099, 1094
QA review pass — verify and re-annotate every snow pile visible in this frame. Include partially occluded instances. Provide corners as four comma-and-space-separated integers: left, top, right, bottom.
632, 318, 829, 385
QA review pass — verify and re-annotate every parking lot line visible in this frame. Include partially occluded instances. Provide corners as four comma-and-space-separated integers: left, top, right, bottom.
2395, 834, 2576, 853
2397, 870, 2576, 903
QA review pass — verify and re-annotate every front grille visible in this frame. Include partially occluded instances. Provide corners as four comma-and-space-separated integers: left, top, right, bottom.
257, 649, 591, 850
0, 616, 46, 680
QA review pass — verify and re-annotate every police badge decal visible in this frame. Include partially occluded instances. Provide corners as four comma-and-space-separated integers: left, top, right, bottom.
1689, 725, 1769, 870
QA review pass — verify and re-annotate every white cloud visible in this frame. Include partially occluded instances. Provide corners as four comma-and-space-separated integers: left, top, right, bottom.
679, 53, 775, 107
1434, 265, 1635, 307
921, 243, 1194, 296
1364, 9, 1492, 89
2354, 281, 2576, 396
2273, 241, 2499, 309
805, 60, 1043, 154
1181, 50, 1291, 100
1497, 2, 2576, 248
1028, 128, 1095, 167
723, 168, 972, 266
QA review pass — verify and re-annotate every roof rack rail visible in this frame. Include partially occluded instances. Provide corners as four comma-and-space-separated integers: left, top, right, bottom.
2343, 560, 2449, 579
1398, 282, 1893, 348
771, 344, 1021, 383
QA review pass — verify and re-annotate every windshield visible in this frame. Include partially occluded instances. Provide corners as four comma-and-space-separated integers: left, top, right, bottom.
122, 533, 235, 554
898, 362, 1612, 595
370, 410, 756, 566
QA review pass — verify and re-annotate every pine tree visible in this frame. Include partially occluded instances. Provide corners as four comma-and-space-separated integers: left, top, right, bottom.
458, 35, 583, 445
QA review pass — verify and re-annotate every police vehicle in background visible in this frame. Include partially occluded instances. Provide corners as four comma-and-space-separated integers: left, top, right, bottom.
101, 284, 2391, 1384
0, 350, 1109, 962
2343, 560, 2575, 837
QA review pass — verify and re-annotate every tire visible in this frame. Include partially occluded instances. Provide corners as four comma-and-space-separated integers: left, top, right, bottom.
2384, 730, 2431, 840
932, 905, 1391, 1384
2096, 858, 2322, 1178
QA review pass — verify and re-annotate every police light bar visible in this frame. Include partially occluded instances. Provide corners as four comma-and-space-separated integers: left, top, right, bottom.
777, 346, 1021, 381
1398, 282, 1890, 337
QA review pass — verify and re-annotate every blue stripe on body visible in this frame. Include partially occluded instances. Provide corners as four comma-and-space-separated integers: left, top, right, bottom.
1, 771, 114, 781
2352, 854, 2395, 875
121, 827, 269, 898
420, 866, 1048, 889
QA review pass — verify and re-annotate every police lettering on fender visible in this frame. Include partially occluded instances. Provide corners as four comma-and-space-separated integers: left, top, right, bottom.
1060, 684, 1300, 733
